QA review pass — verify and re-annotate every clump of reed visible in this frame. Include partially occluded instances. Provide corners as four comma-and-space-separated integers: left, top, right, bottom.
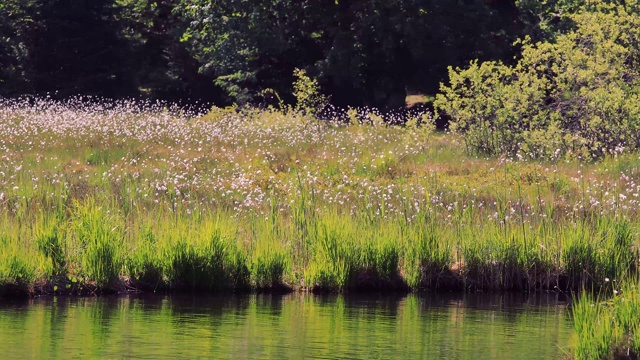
127, 226, 163, 287
572, 281, 640, 359
0, 220, 41, 297
166, 222, 249, 291
563, 219, 636, 290
68, 199, 124, 287
455, 229, 546, 290
249, 226, 290, 291
128, 215, 251, 291
251, 243, 289, 290
34, 217, 66, 276
303, 214, 406, 292
245, 206, 293, 290
400, 214, 452, 290
0, 243, 37, 288
304, 219, 360, 291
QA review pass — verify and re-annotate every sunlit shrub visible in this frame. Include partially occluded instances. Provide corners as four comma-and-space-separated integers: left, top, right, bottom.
436, 2, 640, 160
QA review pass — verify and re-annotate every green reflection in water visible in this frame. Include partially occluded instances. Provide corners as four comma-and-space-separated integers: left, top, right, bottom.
0, 293, 572, 359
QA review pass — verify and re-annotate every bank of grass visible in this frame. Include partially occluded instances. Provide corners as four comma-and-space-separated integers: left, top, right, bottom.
0, 99, 639, 299
4, 202, 636, 296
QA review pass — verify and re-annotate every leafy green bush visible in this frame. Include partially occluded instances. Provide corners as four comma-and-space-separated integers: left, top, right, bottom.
436, 2, 640, 160
292, 68, 328, 116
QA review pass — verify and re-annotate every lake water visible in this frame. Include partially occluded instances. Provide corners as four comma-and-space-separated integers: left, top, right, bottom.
0, 293, 572, 359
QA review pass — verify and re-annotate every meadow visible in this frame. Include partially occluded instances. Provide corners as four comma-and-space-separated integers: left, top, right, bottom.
4, 97, 640, 358
0, 97, 638, 295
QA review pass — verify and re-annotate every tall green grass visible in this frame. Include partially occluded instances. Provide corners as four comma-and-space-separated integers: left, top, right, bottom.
563, 219, 636, 290
572, 291, 617, 360
127, 225, 163, 286
2, 195, 638, 295
0, 241, 37, 287
303, 213, 405, 292
572, 281, 640, 359
0, 218, 41, 296
69, 199, 124, 287
34, 217, 66, 276
401, 213, 451, 289
130, 215, 250, 291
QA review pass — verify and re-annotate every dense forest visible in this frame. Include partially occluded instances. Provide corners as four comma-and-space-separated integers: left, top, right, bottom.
0, 0, 622, 108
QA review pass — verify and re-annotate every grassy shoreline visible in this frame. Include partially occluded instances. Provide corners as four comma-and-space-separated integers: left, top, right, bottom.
2, 99, 640, 357
1, 204, 637, 298
1, 99, 638, 297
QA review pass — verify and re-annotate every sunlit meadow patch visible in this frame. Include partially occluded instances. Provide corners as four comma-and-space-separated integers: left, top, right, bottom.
0, 97, 638, 297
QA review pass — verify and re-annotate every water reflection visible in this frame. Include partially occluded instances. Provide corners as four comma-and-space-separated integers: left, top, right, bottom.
0, 293, 572, 359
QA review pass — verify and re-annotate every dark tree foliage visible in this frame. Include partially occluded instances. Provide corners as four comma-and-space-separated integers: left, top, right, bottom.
114, 0, 219, 102
180, 0, 527, 108
0, 0, 218, 103
0, 0, 36, 96
0, 0, 607, 107
28, 0, 135, 98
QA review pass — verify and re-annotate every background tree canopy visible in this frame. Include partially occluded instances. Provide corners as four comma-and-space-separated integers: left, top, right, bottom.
178, 0, 526, 108
0, 0, 630, 109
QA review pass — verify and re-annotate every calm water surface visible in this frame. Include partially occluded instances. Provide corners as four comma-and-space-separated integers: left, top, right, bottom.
0, 293, 572, 359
